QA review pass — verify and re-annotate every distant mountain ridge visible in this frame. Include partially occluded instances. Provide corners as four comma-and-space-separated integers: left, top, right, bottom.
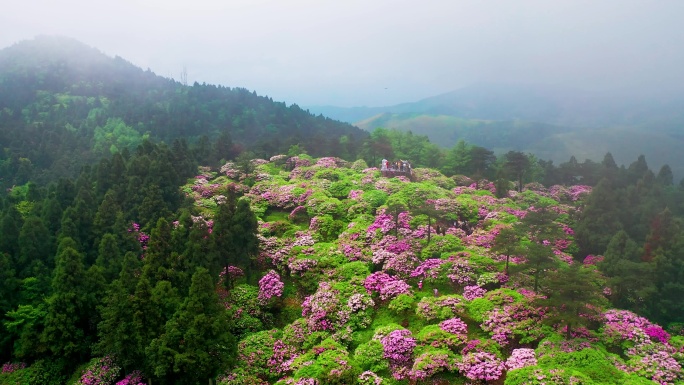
307, 84, 684, 178
309, 83, 684, 128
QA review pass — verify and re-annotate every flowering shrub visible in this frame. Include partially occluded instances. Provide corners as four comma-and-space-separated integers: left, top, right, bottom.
357, 370, 383, 385
116, 371, 145, 385
77, 356, 121, 385
364, 272, 411, 301
258, 270, 284, 304
408, 349, 455, 380
380, 329, 416, 379
1, 362, 26, 374
463, 285, 487, 300
458, 351, 503, 381
505, 348, 537, 370
440, 317, 468, 335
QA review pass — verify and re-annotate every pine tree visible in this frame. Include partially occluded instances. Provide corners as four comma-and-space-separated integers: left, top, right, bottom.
18, 216, 53, 278
93, 189, 122, 237
42, 240, 90, 360
504, 151, 531, 192
96, 252, 141, 371
229, 199, 259, 282
146, 268, 234, 385
535, 263, 608, 338
491, 226, 520, 275
96, 233, 123, 282
574, 179, 623, 256
0, 206, 23, 257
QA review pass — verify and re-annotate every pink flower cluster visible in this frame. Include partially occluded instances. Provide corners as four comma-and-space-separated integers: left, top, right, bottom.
301, 282, 344, 331
458, 351, 504, 381
286, 156, 313, 169
381, 329, 416, 364
128, 222, 149, 251
267, 339, 298, 376
603, 309, 670, 344
446, 257, 476, 286
439, 317, 468, 335
410, 258, 447, 280
463, 285, 487, 300
347, 293, 375, 312
505, 348, 537, 371
583, 254, 604, 265
357, 371, 383, 385
482, 303, 543, 346
1, 362, 26, 373
258, 270, 284, 304
348, 189, 363, 200
364, 272, 411, 301
77, 356, 120, 385
115, 371, 145, 385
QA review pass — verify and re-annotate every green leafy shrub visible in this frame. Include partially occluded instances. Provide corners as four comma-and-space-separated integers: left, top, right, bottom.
466, 298, 494, 323
353, 339, 388, 373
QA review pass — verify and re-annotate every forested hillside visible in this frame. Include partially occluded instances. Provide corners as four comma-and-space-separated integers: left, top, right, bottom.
0, 36, 367, 189
1, 149, 683, 384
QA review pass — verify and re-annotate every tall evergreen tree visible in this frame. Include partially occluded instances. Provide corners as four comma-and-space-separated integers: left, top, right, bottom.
503, 151, 531, 192
146, 268, 234, 385
42, 240, 90, 361
96, 252, 141, 371
229, 199, 259, 282
535, 263, 608, 338
574, 179, 623, 256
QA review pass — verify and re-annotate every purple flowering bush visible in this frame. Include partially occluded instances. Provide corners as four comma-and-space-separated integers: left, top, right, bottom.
258, 270, 284, 305
76, 356, 121, 385
457, 351, 504, 381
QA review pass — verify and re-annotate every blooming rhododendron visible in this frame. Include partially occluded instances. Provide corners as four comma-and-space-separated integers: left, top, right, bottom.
439, 317, 468, 335
258, 270, 284, 304
458, 351, 504, 381
505, 348, 537, 370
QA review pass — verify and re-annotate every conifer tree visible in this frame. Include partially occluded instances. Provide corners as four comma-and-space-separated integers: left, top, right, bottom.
146, 268, 234, 385
491, 226, 520, 275
0, 205, 23, 257
574, 179, 623, 256
96, 252, 140, 371
535, 263, 608, 338
42, 240, 90, 360
96, 233, 123, 282
230, 199, 259, 281
18, 216, 53, 278
504, 151, 531, 192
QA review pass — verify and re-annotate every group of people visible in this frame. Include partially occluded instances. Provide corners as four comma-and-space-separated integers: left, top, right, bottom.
381, 159, 411, 173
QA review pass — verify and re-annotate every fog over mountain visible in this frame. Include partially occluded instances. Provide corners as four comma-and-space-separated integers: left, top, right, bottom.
2, 0, 684, 107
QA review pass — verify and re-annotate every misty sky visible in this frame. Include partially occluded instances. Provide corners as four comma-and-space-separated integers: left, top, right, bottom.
2, 0, 683, 107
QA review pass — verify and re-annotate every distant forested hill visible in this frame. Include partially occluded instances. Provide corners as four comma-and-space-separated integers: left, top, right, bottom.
308, 84, 684, 178
0, 36, 367, 188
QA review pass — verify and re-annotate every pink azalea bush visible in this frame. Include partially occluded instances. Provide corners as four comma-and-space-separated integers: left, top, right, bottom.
458, 351, 504, 381
77, 356, 120, 385
505, 348, 537, 370
258, 270, 284, 304
116, 371, 145, 385
1, 362, 26, 374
